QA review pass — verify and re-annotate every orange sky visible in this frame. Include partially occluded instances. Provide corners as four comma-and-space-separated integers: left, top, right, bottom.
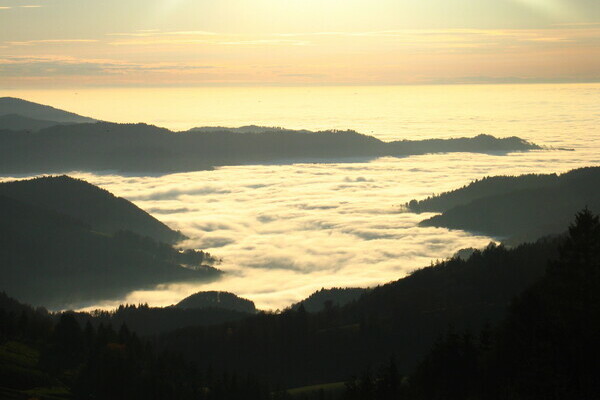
0, 0, 599, 87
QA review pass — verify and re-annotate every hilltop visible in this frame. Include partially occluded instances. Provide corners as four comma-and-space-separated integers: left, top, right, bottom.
0, 97, 96, 124
176, 291, 257, 314
0, 175, 184, 244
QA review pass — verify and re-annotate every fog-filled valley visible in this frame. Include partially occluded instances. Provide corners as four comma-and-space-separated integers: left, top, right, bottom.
0, 84, 599, 399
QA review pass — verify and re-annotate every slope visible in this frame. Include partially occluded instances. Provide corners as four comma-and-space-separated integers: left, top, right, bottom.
412, 167, 600, 241
0, 194, 219, 310
0, 175, 183, 244
0, 97, 95, 123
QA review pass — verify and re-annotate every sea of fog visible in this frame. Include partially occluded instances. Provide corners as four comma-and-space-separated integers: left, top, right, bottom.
2, 84, 599, 310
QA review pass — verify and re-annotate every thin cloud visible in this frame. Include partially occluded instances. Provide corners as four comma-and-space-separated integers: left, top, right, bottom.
221, 39, 309, 46
107, 30, 217, 37
0, 56, 215, 77
8, 39, 99, 46
275, 28, 592, 46
0, 5, 42, 9
108, 34, 309, 47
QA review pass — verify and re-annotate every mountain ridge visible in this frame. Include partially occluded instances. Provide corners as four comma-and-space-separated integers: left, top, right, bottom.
0, 97, 96, 124
0, 122, 542, 175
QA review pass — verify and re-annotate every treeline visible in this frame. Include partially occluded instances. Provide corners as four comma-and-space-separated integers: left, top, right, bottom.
290, 288, 368, 313
71, 302, 253, 336
407, 166, 600, 243
177, 291, 257, 314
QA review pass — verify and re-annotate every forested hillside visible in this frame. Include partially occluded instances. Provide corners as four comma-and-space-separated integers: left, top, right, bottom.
0, 175, 184, 244
408, 167, 600, 242
0, 178, 219, 309
347, 209, 600, 399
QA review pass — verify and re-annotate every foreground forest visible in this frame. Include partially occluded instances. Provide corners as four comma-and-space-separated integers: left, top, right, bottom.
2, 209, 598, 399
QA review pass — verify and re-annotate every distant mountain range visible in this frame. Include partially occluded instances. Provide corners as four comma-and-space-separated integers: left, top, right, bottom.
0, 97, 96, 126
0, 176, 219, 309
0, 98, 542, 174
407, 166, 600, 242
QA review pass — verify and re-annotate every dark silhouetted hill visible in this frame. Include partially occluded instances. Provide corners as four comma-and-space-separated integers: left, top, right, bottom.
403, 209, 600, 400
0, 175, 184, 244
0, 97, 96, 123
409, 166, 600, 241
407, 173, 559, 213
176, 291, 256, 314
0, 190, 219, 310
0, 100, 542, 174
292, 287, 368, 312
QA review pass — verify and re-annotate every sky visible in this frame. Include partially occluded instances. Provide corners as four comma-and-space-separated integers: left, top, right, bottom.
0, 0, 599, 87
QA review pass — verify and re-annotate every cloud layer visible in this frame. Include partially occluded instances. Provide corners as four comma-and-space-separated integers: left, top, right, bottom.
66, 146, 599, 310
